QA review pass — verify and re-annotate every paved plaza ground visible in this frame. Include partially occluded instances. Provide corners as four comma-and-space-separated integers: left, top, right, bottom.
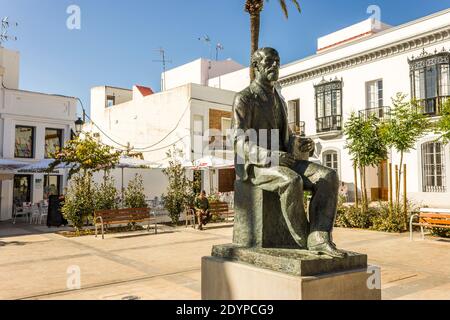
0, 221, 449, 300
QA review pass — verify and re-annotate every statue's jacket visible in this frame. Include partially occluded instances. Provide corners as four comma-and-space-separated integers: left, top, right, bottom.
232, 81, 293, 182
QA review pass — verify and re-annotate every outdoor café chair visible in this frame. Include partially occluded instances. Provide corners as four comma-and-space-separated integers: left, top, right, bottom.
12, 205, 29, 224
30, 204, 41, 224
39, 204, 48, 225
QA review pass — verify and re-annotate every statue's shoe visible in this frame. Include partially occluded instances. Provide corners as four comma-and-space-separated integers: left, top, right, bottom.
308, 242, 348, 258
307, 231, 348, 258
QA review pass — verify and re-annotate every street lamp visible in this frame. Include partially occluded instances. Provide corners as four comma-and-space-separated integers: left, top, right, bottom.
75, 117, 84, 135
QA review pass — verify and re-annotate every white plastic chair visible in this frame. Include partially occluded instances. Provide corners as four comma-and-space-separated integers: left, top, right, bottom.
39, 204, 48, 224
30, 204, 40, 224
12, 205, 30, 224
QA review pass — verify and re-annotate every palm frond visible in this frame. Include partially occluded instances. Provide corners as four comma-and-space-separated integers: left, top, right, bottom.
277, 0, 289, 18
291, 0, 301, 13
267, 0, 301, 19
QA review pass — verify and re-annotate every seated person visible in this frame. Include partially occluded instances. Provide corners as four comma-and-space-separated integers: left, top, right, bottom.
194, 190, 212, 230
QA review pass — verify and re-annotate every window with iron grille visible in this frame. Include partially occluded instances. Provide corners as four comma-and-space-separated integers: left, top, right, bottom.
409, 50, 450, 116
421, 141, 446, 193
315, 78, 342, 133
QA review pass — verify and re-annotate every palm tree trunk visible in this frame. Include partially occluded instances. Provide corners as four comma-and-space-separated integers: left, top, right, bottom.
249, 13, 260, 81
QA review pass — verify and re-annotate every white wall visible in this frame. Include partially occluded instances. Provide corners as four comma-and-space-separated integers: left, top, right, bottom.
317, 18, 391, 52
0, 46, 78, 220
89, 83, 236, 165
92, 168, 169, 202
0, 47, 20, 89
88, 82, 236, 203
90, 86, 133, 122
163, 58, 244, 91
281, 9, 450, 79
0, 89, 77, 221
208, 67, 250, 92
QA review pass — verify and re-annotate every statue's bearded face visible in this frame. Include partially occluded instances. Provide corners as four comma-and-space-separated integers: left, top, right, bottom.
257, 51, 280, 82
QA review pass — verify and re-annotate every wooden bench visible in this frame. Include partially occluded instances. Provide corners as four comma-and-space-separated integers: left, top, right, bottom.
185, 202, 234, 229
94, 207, 157, 239
410, 208, 450, 240
210, 201, 234, 222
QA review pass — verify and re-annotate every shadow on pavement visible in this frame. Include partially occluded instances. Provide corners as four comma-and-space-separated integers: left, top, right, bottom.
0, 240, 28, 247
0, 221, 72, 238
116, 231, 176, 240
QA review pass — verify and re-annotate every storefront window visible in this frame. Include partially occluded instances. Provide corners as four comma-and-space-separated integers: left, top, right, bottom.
13, 175, 32, 206
44, 175, 61, 199
15, 126, 35, 158
45, 128, 63, 158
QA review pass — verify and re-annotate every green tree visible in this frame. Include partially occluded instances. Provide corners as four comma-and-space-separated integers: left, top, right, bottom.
435, 99, 450, 144
49, 132, 121, 179
344, 113, 388, 212
381, 93, 430, 205
62, 172, 95, 232
94, 174, 120, 211
245, 0, 301, 80
162, 148, 193, 225
51, 133, 121, 232
124, 174, 148, 208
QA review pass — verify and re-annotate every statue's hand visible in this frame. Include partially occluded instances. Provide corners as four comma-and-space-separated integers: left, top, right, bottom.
299, 138, 315, 153
272, 151, 296, 167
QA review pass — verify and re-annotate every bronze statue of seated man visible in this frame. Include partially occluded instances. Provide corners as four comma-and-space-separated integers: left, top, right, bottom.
232, 47, 346, 258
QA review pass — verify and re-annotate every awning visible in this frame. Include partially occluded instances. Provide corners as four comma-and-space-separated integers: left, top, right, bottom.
193, 155, 234, 169
0, 159, 30, 170
18, 159, 71, 173
116, 156, 163, 169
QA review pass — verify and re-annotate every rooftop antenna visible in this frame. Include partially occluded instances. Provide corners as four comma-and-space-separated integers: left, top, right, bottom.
0, 17, 18, 47
198, 35, 212, 60
153, 47, 172, 91
215, 43, 224, 61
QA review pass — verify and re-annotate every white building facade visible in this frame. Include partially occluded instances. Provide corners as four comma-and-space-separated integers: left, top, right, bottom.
88, 60, 240, 198
0, 47, 78, 221
211, 9, 450, 207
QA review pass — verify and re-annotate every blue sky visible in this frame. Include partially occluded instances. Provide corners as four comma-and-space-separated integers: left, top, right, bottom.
1, 0, 450, 116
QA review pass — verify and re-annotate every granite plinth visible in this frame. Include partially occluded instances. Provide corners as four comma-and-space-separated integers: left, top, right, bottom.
212, 244, 367, 277
202, 256, 381, 300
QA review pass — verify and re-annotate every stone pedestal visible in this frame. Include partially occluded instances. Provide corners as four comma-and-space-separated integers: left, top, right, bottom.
211, 181, 382, 300
233, 180, 299, 248
202, 256, 381, 300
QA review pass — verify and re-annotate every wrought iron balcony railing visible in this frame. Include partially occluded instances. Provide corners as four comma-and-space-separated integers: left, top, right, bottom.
415, 95, 450, 117
359, 106, 391, 121
316, 115, 342, 133
423, 185, 447, 193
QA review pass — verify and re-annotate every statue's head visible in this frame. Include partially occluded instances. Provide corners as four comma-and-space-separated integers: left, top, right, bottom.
251, 47, 280, 82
